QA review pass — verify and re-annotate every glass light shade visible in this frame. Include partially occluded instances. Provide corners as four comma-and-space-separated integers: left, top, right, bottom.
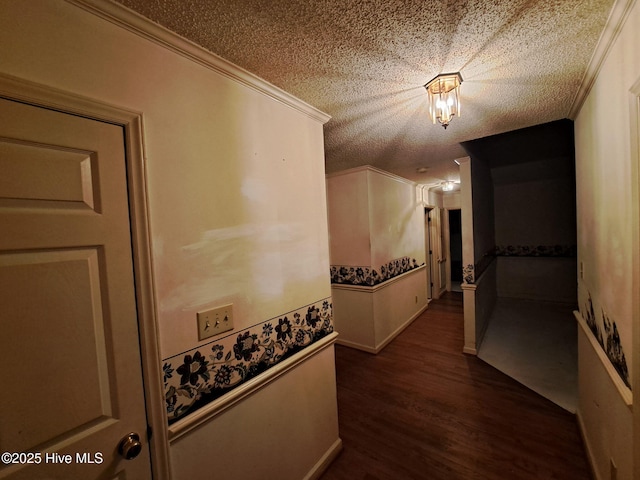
425, 72, 463, 129
442, 181, 455, 191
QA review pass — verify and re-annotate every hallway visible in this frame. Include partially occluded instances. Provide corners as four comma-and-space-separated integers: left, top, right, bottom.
321, 292, 591, 480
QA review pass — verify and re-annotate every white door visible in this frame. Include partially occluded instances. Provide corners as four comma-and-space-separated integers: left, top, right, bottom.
0, 98, 152, 479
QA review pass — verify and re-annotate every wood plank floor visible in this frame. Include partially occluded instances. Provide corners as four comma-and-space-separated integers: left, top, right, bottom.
321, 292, 591, 480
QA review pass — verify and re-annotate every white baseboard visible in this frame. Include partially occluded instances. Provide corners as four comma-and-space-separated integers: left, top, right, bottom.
304, 438, 343, 480
335, 337, 378, 353
336, 303, 428, 354
576, 409, 601, 480
374, 304, 429, 353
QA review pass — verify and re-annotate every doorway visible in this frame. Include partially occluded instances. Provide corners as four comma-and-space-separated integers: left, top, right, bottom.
449, 209, 463, 290
425, 207, 434, 300
0, 97, 153, 479
0, 75, 168, 479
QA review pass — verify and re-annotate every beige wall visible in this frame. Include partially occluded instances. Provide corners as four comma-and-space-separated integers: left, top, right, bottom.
574, 1, 640, 478
443, 191, 462, 210
368, 169, 426, 267
0, 1, 339, 477
471, 156, 495, 263
327, 166, 426, 269
457, 156, 497, 353
327, 166, 428, 351
494, 174, 577, 304
170, 345, 339, 480
496, 257, 577, 303
494, 176, 576, 246
0, 0, 332, 358
326, 169, 371, 266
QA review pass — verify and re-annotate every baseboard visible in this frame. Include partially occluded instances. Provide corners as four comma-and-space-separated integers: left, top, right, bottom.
462, 346, 477, 355
576, 409, 601, 480
336, 303, 428, 354
335, 338, 377, 353
304, 438, 343, 480
474, 307, 491, 353
373, 303, 429, 353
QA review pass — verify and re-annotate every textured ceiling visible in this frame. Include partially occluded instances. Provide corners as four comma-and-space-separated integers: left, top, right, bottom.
113, 0, 614, 184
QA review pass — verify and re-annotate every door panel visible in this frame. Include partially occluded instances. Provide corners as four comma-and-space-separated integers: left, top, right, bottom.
0, 140, 96, 209
0, 98, 152, 479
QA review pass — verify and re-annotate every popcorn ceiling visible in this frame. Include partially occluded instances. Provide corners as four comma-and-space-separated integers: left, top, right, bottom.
115, 0, 614, 182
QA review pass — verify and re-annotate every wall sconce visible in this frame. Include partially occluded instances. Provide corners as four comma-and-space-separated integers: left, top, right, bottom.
424, 72, 463, 129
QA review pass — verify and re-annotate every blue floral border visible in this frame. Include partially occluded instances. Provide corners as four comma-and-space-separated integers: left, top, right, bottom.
495, 245, 577, 257
583, 292, 630, 389
162, 298, 334, 424
330, 256, 423, 286
462, 264, 475, 284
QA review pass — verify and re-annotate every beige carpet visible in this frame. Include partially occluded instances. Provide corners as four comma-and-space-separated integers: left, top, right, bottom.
477, 297, 578, 413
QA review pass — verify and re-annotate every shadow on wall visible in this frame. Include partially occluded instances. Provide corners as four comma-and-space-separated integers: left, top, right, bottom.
449, 209, 462, 282
462, 119, 577, 305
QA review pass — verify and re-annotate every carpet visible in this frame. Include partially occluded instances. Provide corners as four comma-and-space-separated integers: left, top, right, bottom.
477, 297, 578, 413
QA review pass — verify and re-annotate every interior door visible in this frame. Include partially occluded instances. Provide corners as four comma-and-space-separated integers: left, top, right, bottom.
0, 98, 152, 479
425, 207, 433, 300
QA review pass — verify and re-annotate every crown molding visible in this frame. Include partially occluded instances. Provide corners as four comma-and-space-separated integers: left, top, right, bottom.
326, 164, 417, 186
65, 0, 331, 125
568, 0, 637, 119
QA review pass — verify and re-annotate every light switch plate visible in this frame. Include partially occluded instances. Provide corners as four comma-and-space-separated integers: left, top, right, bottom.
197, 304, 233, 340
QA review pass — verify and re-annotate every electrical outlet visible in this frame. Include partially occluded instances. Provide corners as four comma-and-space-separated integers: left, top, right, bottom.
197, 304, 233, 340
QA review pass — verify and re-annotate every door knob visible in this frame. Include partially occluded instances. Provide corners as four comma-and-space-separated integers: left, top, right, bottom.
118, 432, 142, 460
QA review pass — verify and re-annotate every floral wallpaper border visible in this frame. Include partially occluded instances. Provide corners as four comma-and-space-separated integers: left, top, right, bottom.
495, 244, 577, 257
162, 298, 334, 424
471, 249, 498, 283
330, 256, 423, 287
583, 292, 630, 389
462, 264, 475, 284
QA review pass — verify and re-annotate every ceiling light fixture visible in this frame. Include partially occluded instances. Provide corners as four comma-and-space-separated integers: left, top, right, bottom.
442, 181, 455, 191
424, 72, 463, 129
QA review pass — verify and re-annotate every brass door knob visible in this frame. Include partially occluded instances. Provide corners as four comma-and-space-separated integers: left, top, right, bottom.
118, 432, 142, 460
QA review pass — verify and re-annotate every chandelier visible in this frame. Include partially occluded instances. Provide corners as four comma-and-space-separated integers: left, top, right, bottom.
424, 72, 463, 129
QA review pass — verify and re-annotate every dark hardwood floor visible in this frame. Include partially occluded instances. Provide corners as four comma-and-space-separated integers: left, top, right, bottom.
321, 292, 591, 480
